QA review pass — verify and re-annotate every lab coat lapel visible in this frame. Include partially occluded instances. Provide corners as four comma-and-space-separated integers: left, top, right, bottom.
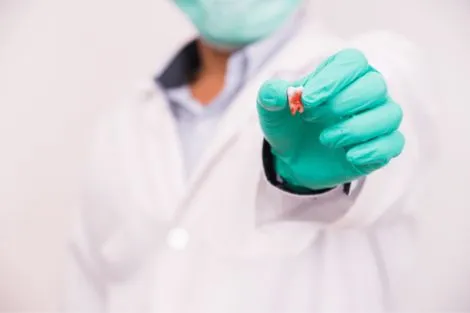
138, 84, 187, 217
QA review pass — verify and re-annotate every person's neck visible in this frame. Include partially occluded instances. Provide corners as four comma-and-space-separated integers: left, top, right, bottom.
190, 40, 232, 105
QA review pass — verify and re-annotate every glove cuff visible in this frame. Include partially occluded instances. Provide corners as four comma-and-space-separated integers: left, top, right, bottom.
262, 140, 335, 195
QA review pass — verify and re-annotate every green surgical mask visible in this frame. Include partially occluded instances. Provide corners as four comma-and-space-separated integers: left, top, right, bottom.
174, 0, 303, 50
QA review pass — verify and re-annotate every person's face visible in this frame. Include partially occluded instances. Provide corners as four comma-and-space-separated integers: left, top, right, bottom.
174, 0, 304, 49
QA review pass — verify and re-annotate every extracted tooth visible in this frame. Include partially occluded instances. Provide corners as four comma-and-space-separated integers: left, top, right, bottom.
287, 86, 304, 116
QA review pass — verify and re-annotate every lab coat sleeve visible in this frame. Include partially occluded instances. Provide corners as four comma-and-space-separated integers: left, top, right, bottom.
257, 31, 436, 227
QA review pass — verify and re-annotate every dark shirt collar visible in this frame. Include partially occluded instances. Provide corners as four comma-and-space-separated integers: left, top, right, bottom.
156, 40, 200, 89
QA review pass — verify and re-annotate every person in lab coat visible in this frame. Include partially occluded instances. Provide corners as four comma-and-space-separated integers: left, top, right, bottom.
65, 0, 436, 312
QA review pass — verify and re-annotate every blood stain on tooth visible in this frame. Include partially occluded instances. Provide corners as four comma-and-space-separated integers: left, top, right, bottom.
287, 86, 304, 116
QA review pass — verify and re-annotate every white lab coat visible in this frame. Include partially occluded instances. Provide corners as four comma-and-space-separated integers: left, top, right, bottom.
65, 18, 436, 313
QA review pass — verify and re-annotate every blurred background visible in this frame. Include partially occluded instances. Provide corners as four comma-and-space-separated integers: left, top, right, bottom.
0, 0, 469, 311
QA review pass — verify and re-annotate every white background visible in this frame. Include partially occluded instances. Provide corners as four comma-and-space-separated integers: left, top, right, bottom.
0, 0, 469, 311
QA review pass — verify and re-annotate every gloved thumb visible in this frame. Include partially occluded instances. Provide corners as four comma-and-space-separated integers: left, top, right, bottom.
256, 79, 291, 120
257, 79, 297, 152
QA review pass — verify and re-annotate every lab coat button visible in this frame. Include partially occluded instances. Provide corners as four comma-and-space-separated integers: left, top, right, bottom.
166, 227, 189, 251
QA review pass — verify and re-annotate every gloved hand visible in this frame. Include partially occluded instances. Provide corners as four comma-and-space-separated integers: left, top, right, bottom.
257, 49, 405, 190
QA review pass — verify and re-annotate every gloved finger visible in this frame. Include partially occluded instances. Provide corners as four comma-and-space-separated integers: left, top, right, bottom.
257, 79, 292, 124
305, 71, 388, 122
300, 49, 370, 119
345, 131, 405, 174
319, 101, 403, 148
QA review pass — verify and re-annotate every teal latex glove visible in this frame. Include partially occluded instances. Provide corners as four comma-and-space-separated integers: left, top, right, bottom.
257, 49, 405, 190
